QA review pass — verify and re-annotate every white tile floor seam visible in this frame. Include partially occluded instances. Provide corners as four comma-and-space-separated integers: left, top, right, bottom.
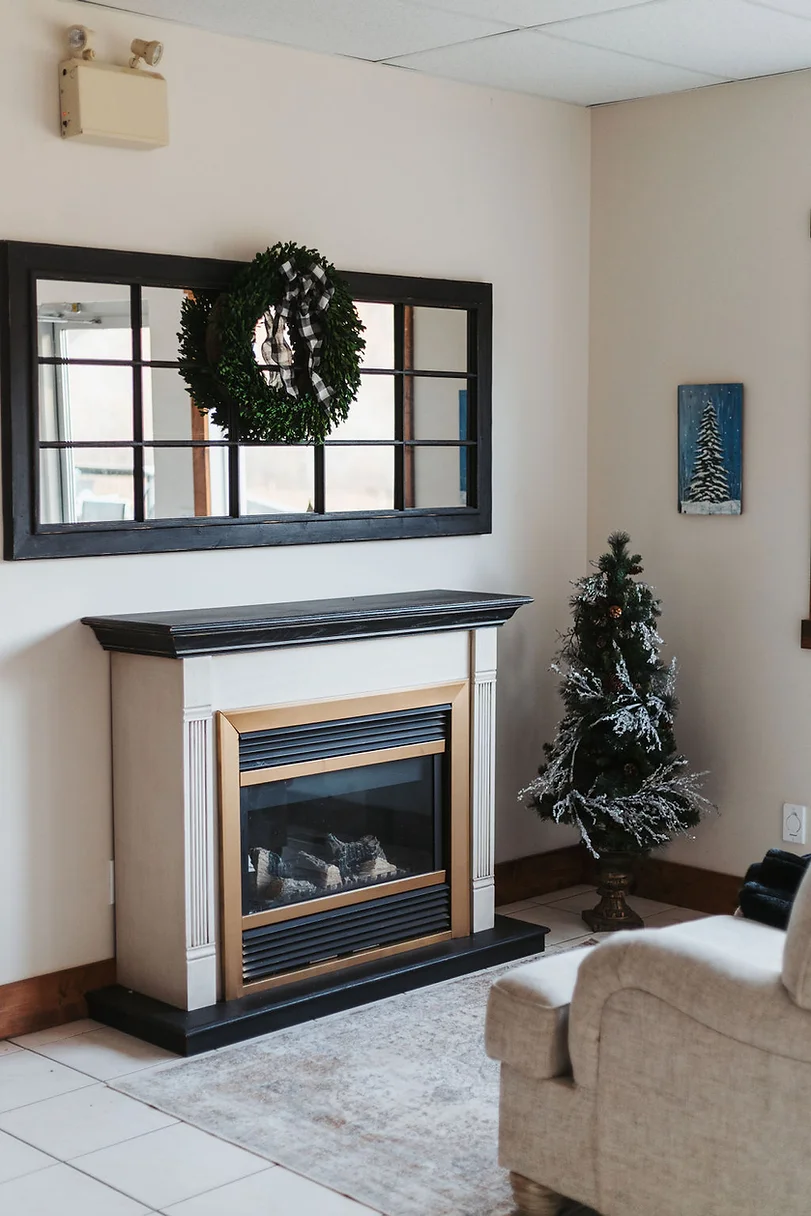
0, 892, 707, 1215
0, 1084, 179, 1159
0, 1160, 156, 1214
70, 1120, 270, 1210
0, 1049, 98, 1114
19, 1025, 177, 1081
10, 1017, 104, 1049
157, 1163, 384, 1215
0, 1126, 58, 1184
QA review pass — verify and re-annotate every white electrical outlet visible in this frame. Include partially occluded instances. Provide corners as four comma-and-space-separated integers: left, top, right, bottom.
782, 804, 807, 845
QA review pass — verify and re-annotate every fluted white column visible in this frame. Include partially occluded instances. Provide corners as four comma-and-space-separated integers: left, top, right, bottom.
471, 627, 498, 932
182, 658, 218, 1009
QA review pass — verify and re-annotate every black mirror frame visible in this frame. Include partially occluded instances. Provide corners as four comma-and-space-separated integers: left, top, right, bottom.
0, 241, 492, 560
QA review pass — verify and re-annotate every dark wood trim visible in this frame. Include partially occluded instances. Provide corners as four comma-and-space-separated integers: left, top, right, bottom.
83, 589, 532, 658
634, 858, 743, 916
495, 844, 742, 916
800, 619, 811, 649
494, 845, 585, 906
1, 241, 493, 560
0, 958, 116, 1039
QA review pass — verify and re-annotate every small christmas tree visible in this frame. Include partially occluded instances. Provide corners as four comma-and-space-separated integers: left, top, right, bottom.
688, 402, 730, 504
521, 532, 712, 860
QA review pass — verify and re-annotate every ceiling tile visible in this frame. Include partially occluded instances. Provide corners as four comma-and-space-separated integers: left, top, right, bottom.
402, 0, 656, 27
744, 0, 811, 18
76, 0, 512, 60
386, 28, 723, 105
547, 0, 811, 77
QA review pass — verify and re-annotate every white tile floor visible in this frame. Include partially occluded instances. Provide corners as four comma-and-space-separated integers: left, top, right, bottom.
0, 888, 706, 1215
0, 1017, 383, 1214
496, 883, 707, 952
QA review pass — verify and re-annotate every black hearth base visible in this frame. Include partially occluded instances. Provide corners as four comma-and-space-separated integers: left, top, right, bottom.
87, 915, 547, 1056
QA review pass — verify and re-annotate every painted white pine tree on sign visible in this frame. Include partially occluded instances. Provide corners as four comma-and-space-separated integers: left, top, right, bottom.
688, 402, 729, 504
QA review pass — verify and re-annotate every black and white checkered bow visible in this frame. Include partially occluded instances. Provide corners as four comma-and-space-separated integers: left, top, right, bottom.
259, 260, 335, 404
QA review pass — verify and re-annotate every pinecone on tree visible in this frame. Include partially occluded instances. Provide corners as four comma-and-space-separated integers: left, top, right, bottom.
520, 532, 713, 857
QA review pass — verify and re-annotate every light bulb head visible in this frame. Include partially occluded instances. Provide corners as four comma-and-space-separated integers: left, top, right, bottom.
130, 38, 164, 67
67, 25, 90, 53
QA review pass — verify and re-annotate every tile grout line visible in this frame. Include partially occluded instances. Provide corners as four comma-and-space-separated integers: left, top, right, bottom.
66, 1117, 274, 1211
7, 1040, 176, 1083
0, 1156, 157, 1211
8, 1023, 105, 1050
0, 1109, 181, 1161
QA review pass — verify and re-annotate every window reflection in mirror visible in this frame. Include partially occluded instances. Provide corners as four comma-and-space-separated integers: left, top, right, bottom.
411, 306, 467, 373
330, 375, 395, 442
37, 282, 134, 523
325, 446, 395, 512
358, 302, 395, 369
145, 431, 229, 520
410, 377, 468, 442
39, 447, 135, 523
411, 446, 468, 509
240, 446, 315, 515
142, 288, 228, 519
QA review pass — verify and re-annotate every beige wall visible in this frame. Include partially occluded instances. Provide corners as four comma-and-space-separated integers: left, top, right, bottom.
590, 71, 811, 878
0, 1, 590, 984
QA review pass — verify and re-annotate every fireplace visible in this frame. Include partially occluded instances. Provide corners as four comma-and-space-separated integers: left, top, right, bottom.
82, 590, 543, 1053
219, 685, 469, 998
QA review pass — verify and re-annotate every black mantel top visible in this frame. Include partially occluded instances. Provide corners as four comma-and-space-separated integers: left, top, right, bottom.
82, 589, 532, 659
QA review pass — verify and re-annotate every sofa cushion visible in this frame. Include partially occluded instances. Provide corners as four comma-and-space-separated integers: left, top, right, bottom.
485, 945, 595, 1081
783, 866, 811, 1009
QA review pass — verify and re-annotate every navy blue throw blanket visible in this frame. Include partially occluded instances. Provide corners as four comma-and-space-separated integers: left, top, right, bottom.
739, 849, 811, 930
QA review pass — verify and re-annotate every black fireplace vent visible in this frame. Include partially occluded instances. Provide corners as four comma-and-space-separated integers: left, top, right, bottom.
242, 883, 452, 982
239, 705, 451, 771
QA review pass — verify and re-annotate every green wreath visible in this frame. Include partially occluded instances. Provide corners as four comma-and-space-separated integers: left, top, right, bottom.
178, 242, 365, 444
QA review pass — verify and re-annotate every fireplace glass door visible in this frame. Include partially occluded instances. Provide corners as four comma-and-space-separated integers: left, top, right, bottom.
241, 750, 444, 916
220, 690, 467, 998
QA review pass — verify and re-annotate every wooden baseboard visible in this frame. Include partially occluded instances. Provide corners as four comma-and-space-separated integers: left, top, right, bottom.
494, 844, 742, 916
634, 858, 743, 916
0, 958, 116, 1040
494, 845, 585, 906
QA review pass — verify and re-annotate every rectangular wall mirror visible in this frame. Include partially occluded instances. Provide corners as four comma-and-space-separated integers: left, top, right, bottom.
1, 242, 491, 559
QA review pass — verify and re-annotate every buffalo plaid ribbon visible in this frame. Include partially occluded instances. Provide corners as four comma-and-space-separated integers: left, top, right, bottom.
260, 260, 335, 403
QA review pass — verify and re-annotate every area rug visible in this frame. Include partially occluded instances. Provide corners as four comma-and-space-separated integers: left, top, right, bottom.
117, 943, 598, 1216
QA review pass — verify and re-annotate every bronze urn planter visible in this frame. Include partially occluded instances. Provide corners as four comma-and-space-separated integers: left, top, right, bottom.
582, 851, 644, 932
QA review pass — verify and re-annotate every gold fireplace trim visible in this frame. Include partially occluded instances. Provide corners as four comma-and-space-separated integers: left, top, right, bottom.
242, 869, 447, 931
218, 682, 471, 1000
239, 738, 445, 789
234, 932, 454, 995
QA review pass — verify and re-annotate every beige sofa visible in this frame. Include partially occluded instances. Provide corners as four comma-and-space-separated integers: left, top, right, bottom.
485, 868, 811, 1216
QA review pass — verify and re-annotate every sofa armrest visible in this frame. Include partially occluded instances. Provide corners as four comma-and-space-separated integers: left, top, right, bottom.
568, 915, 811, 1089
486, 945, 595, 1081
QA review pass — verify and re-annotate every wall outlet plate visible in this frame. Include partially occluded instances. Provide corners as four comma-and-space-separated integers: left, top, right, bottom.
783, 804, 807, 845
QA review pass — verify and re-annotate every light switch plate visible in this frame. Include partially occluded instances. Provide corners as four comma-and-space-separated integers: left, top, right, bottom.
782, 803, 807, 845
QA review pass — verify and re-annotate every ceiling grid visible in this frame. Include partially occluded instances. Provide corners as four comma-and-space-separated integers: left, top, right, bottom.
77, 0, 811, 104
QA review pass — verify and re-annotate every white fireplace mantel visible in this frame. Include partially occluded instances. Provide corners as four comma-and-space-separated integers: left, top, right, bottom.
84, 590, 530, 1012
